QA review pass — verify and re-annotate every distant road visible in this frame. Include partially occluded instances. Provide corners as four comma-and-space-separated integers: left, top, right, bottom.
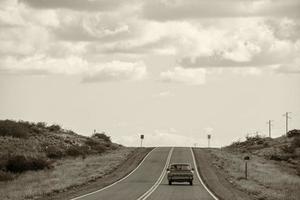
71, 147, 217, 200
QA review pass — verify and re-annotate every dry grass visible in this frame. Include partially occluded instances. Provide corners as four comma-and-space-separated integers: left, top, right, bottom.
208, 148, 300, 200
0, 148, 134, 200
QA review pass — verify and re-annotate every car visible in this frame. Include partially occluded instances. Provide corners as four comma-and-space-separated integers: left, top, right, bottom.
166, 163, 194, 185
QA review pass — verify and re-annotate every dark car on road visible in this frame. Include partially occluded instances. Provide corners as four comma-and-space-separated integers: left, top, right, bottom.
167, 163, 194, 185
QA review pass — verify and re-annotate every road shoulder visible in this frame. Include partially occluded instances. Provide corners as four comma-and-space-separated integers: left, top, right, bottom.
38, 147, 152, 200
192, 148, 252, 200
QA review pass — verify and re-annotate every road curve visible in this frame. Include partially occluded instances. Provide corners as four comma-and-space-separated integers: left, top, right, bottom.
71, 147, 217, 200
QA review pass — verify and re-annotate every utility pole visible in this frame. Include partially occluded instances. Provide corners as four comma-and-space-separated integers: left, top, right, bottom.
283, 112, 291, 135
267, 120, 273, 138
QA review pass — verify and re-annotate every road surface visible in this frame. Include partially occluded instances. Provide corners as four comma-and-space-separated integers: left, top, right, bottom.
71, 147, 216, 200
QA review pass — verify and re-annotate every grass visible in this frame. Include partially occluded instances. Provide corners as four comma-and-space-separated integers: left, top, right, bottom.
208, 148, 300, 200
0, 148, 134, 200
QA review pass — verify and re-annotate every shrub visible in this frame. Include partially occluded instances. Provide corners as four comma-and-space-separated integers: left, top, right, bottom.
85, 139, 106, 154
36, 122, 47, 128
0, 171, 14, 182
45, 146, 64, 159
287, 129, 300, 138
296, 165, 300, 176
269, 154, 289, 161
6, 155, 50, 173
47, 124, 61, 132
92, 132, 111, 143
66, 146, 88, 157
0, 120, 29, 138
282, 145, 295, 154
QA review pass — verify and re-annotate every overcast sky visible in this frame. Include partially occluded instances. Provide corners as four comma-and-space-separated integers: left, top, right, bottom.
0, 0, 300, 147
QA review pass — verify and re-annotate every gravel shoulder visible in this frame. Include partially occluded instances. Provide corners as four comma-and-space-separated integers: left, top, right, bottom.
192, 148, 252, 200
193, 148, 300, 200
0, 147, 152, 200
40, 147, 152, 200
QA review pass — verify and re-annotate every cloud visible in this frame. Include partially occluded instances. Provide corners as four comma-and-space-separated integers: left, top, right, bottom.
51, 12, 130, 42
0, 55, 147, 82
1, 0, 300, 80
142, 0, 300, 21
19, 0, 126, 11
160, 67, 206, 85
82, 61, 147, 83
154, 91, 172, 98
275, 58, 300, 73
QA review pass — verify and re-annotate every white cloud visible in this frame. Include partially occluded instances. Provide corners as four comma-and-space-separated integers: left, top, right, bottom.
0, 0, 300, 81
142, 0, 300, 20
153, 91, 172, 98
82, 61, 147, 83
0, 55, 148, 82
160, 67, 206, 85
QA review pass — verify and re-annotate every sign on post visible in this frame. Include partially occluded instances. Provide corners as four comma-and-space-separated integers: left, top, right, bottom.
244, 156, 250, 179
207, 134, 211, 148
140, 134, 144, 147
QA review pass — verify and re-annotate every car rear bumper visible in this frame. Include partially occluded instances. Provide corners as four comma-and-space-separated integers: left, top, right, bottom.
167, 176, 193, 182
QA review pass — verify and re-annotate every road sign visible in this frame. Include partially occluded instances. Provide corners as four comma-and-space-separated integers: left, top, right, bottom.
207, 134, 211, 139
140, 134, 144, 139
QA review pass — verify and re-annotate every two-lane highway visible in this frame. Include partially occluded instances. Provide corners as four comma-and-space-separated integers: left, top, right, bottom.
146, 147, 215, 200
71, 147, 217, 200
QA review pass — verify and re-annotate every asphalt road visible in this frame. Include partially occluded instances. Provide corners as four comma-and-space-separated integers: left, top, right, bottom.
71, 147, 216, 200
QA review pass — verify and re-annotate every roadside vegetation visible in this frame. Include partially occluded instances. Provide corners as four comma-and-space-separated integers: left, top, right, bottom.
200, 130, 300, 200
0, 119, 135, 200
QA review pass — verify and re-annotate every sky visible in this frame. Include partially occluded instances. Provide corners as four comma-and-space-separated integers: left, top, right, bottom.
0, 0, 300, 147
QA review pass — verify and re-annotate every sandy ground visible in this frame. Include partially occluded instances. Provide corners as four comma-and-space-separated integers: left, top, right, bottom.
193, 148, 300, 200
0, 147, 151, 200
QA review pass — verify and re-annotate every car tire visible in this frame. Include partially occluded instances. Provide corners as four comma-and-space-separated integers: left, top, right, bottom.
189, 181, 193, 185
169, 181, 172, 185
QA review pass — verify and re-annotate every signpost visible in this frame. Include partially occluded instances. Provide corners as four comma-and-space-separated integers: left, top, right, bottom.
140, 134, 144, 147
244, 156, 250, 179
207, 134, 211, 148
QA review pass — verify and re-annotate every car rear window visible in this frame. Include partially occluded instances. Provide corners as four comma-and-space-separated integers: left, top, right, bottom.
170, 164, 191, 170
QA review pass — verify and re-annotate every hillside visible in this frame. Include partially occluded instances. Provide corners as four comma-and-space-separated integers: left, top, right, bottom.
0, 120, 151, 200
226, 129, 300, 175
196, 130, 300, 200
0, 119, 120, 180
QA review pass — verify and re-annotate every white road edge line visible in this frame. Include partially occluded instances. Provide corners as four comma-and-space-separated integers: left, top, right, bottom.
136, 147, 174, 200
190, 147, 219, 200
70, 148, 157, 200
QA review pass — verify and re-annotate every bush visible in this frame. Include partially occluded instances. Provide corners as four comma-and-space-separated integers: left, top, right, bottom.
287, 129, 300, 138
296, 165, 300, 176
0, 171, 14, 182
0, 120, 30, 138
85, 139, 106, 154
92, 132, 111, 143
45, 146, 64, 159
36, 122, 47, 128
47, 124, 61, 132
66, 146, 88, 157
282, 145, 295, 154
269, 154, 289, 161
6, 155, 50, 173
